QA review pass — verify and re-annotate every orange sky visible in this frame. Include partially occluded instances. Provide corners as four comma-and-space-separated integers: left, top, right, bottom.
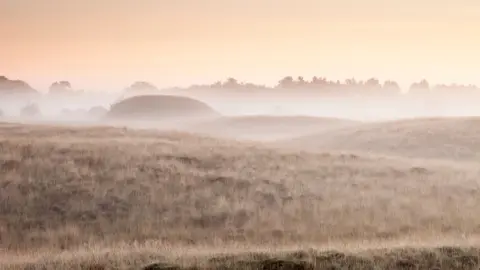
1, 0, 480, 91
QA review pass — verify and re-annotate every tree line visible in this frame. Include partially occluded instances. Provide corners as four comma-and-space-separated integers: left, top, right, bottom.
185, 77, 480, 94
1, 75, 480, 96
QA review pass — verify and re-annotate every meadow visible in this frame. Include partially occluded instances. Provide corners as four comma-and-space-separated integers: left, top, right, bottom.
1, 119, 480, 269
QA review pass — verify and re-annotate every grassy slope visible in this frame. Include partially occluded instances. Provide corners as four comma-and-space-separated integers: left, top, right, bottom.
106, 95, 220, 120
1, 122, 480, 269
186, 115, 359, 141
281, 117, 480, 161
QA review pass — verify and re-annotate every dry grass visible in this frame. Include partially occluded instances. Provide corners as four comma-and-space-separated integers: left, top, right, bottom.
3, 241, 480, 269
2, 121, 480, 269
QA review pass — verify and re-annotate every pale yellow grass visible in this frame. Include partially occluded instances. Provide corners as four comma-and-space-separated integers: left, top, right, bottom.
1, 122, 480, 269
3, 238, 480, 269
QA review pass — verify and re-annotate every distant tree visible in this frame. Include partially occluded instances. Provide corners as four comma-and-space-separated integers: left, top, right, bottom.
365, 78, 381, 90
223, 77, 239, 88
383, 80, 401, 92
311, 76, 328, 88
210, 81, 222, 89
125, 81, 158, 93
49, 81, 72, 94
277, 76, 294, 88
296, 76, 307, 88
20, 103, 41, 117
409, 79, 430, 93
345, 78, 358, 86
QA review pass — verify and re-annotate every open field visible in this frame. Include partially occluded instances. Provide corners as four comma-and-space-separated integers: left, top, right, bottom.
1, 121, 480, 269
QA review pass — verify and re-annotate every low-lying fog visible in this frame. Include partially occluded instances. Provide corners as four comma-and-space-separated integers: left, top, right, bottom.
3, 87, 480, 148
2, 92, 480, 119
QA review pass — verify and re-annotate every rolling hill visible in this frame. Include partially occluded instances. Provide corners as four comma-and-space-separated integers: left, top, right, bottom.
106, 95, 220, 121
186, 115, 359, 141
281, 117, 480, 161
2, 122, 480, 269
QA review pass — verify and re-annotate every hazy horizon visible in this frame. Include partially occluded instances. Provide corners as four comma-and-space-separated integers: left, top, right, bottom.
5, 2, 480, 269
2, 0, 480, 92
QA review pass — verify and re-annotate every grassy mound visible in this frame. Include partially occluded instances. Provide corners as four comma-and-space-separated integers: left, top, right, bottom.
282, 117, 480, 161
106, 95, 219, 120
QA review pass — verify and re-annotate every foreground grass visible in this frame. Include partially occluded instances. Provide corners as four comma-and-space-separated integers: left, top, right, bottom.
2, 122, 480, 269
2, 243, 480, 269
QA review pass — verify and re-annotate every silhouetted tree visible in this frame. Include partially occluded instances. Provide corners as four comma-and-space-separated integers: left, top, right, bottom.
223, 77, 239, 88
383, 80, 401, 92
345, 78, 358, 86
365, 78, 381, 90
210, 81, 222, 89
277, 76, 295, 88
49, 81, 72, 95
296, 76, 307, 87
409, 79, 430, 93
125, 81, 158, 93
311, 76, 329, 88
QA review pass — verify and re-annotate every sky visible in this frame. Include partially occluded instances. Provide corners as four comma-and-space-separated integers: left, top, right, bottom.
1, 0, 480, 92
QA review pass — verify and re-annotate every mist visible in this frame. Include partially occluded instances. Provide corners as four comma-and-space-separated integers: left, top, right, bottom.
3, 76, 480, 142
1, 82, 480, 122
